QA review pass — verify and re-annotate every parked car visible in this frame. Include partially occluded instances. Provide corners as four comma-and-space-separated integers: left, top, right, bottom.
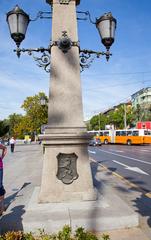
89, 138, 102, 146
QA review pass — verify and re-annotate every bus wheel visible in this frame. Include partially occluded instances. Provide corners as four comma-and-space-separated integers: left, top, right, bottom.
104, 139, 108, 145
127, 140, 132, 146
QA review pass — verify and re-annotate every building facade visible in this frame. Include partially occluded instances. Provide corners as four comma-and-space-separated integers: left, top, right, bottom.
131, 87, 151, 122
131, 87, 151, 109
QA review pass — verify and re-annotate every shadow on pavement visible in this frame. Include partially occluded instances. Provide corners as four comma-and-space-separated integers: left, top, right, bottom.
133, 194, 151, 228
0, 205, 25, 233
4, 182, 31, 209
90, 161, 103, 190
104, 167, 151, 230
0, 182, 31, 233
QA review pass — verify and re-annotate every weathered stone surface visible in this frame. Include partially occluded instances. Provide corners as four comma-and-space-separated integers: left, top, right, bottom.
40, 0, 94, 203
39, 133, 97, 203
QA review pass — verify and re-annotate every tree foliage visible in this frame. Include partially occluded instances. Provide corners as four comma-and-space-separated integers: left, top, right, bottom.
0, 92, 48, 139
90, 114, 107, 130
0, 120, 9, 137
7, 113, 23, 138
133, 104, 151, 122
21, 92, 48, 136
89, 104, 142, 130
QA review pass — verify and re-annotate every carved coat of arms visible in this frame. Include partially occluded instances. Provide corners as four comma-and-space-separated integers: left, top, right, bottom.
56, 153, 79, 184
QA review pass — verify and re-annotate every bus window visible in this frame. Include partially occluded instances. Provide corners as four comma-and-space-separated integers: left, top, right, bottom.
132, 131, 139, 136
127, 131, 132, 136
104, 131, 109, 136
144, 130, 151, 135
116, 131, 120, 136
120, 131, 126, 136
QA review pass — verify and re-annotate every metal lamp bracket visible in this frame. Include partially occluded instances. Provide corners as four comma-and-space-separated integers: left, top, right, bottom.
79, 49, 112, 72
51, 31, 79, 53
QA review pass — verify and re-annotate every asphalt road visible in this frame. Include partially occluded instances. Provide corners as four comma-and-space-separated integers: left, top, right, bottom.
88, 144, 151, 193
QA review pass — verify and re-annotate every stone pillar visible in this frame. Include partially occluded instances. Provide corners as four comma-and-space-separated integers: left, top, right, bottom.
38, 0, 97, 203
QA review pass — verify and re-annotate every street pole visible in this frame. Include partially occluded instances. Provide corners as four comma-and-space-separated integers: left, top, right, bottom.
38, 0, 97, 203
99, 113, 101, 131
124, 104, 127, 129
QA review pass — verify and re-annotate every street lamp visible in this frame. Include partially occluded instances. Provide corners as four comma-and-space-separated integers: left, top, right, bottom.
96, 12, 116, 50
40, 96, 47, 106
6, 0, 117, 204
6, 5, 30, 48
6, 5, 117, 68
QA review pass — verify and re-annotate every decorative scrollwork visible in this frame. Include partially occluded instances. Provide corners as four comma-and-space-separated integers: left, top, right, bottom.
14, 46, 111, 73
14, 47, 51, 73
80, 52, 95, 72
80, 49, 112, 72
32, 53, 51, 73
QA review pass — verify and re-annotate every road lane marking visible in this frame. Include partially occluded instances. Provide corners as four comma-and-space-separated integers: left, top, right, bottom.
113, 160, 149, 175
98, 149, 151, 165
88, 150, 96, 154
90, 157, 151, 199
141, 150, 150, 152
109, 150, 124, 153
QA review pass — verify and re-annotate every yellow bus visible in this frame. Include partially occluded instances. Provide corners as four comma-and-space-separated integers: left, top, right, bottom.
114, 129, 144, 145
143, 129, 151, 144
87, 130, 112, 144
97, 130, 112, 144
88, 129, 151, 145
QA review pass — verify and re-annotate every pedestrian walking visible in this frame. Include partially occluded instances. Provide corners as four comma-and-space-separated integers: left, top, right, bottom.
0, 143, 7, 215
9, 137, 16, 153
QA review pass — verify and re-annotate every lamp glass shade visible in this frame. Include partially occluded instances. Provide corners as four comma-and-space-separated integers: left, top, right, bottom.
7, 5, 29, 47
7, 14, 17, 33
96, 12, 117, 49
40, 96, 46, 106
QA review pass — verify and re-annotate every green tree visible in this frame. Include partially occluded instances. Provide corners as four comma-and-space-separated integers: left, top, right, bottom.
0, 120, 9, 137
126, 105, 136, 128
133, 104, 142, 122
89, 114, 108, 130
7, 113, 23, 137
89, 104, 136, 131
108, 108, 123, 129
90, 115, 99, 130
132, 103, 151, 123
21, 92, 48, 135
13, 115, 32, 139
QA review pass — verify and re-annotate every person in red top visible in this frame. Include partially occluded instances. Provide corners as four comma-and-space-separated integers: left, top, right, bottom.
0, 144, 7, 215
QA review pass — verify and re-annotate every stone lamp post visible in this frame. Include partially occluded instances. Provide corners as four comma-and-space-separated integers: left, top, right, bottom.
7, 0, 116, 203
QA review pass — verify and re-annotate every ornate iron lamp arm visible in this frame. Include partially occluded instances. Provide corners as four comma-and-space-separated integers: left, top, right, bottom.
77, 11, 95, 24
79, 49, 112, 72
14, 46, 50, 57
30, 11, 52, 21
31, 10, 91, 22
14, 47, 51, 73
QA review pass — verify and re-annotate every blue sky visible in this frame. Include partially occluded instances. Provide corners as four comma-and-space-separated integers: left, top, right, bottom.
0, 0, 151, 120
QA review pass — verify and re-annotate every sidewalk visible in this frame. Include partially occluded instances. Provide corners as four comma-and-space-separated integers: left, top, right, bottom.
0, 144, 150, 239
91, 161, 151, 239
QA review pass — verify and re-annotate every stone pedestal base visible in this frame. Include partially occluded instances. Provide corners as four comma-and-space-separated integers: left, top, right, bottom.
22, 187, 139, 233
38, 129, 97, 203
